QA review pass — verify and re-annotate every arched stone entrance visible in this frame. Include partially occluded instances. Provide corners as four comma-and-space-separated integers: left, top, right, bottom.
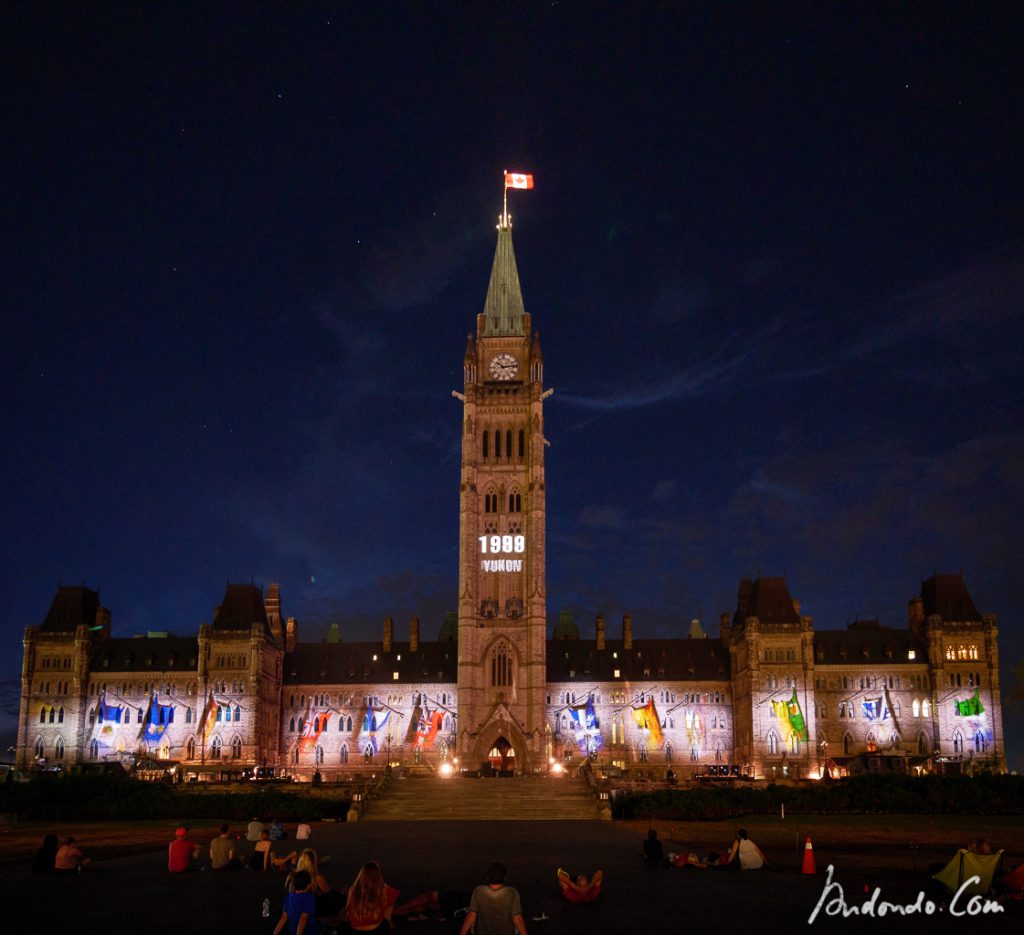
472, 720, 531, 774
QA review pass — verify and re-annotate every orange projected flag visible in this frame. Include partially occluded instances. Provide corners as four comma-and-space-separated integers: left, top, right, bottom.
200, 689, 217, 743
299, 710, 330, 752
504, 172, 534, 189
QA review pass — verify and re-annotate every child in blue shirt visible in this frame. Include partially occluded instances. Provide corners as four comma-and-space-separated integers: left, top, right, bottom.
273, 869, 321, 935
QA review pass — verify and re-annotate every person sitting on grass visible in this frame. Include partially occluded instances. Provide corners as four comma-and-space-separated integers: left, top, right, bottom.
210, 823, 240, 871
641, 829, 665, 866
345, 861, 399, 932
30, 833, 59, 875
168, 827, 201, 872
55, 836, 91, 874
721, 828, 766, 871
273, 869, 321, 935
394, 889, 470, 923
250, 829, 295, 872
285, 849, 344, 919
557, 868, 603, 902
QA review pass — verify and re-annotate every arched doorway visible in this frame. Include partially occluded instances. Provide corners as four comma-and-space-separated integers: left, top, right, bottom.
488, 736, 514, 773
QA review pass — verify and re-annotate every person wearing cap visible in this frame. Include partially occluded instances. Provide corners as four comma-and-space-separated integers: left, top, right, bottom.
168, 827, 201, 872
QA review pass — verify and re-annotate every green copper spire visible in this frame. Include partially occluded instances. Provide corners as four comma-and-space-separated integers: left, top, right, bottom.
481, 217, 526, 336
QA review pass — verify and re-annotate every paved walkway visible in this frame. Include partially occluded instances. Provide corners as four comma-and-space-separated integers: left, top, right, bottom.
2, 820, 1020, 934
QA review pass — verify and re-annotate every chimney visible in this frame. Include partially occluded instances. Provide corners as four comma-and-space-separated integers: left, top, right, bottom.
623, 613, 633, 650
383, 617, 393, 653
792, 597, 801, 615
719, 612, 731, 642
410, 616, 420, 653
285, 616, 297, 653
94, 606, 111, 639
265, 583, 282, 639
595, 614, 606, 651
908, 597, 925, 638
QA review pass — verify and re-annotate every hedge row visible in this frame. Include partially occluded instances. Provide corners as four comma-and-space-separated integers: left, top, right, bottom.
0, 775, 350, 821
612, 773, 1024, 820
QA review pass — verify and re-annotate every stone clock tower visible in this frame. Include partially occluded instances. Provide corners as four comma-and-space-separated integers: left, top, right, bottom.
456, 213, 548, 771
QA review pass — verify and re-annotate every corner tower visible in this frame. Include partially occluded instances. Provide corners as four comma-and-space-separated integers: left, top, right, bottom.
456, 213, 548, 770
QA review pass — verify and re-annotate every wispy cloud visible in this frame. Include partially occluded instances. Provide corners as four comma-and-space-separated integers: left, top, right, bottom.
559, 243, 1023, 411
559, 318, 785, 411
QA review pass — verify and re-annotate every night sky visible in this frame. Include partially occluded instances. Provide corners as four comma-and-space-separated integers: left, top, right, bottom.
3, 5, 1022, 767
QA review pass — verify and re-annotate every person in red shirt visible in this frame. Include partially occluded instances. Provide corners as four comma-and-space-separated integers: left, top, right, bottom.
168, 827, 201, 872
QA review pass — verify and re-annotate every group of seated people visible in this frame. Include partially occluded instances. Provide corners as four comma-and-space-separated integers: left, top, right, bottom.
30, 834, 92, 874
642, 827, 767, 871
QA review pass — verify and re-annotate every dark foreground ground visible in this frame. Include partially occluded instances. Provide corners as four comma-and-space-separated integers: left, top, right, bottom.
2, 817, 1022, 935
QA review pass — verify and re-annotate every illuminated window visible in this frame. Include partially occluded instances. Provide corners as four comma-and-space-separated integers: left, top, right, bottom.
922, 699, 931, 718
912, 699, 920, 718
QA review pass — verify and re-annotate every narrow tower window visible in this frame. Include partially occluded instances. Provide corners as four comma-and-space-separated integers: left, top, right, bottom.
518, 429, 525, 458
505, 430, 512, 460
482, 431, 489, 459
494, 430, 502, 459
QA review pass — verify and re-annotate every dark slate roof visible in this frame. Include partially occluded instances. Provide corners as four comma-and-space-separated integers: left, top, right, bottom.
920, 574, 982, 622
733, 577, 801, 628
546, 639, 731, 683
90, 636, 199, 672
481, 222, 526, 337
283, 641, 458, 685
40, 585, 100, 632
813, 624, 927, 665
212, 584, 271, 634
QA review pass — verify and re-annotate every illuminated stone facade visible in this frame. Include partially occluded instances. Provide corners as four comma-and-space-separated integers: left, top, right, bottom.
14, 219, 1006, 779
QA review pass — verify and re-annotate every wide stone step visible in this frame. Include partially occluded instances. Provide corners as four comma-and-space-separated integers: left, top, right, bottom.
361, 776, 604, 821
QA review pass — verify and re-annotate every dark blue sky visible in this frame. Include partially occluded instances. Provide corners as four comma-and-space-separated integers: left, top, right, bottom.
3, 5, 1022, 766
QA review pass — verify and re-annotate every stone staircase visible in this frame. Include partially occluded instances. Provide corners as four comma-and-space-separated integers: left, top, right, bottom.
360, 774, 605, 821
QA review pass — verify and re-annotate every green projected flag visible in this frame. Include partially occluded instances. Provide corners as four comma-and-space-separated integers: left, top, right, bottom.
786, 689, 809, 741
955, 689, 984, 717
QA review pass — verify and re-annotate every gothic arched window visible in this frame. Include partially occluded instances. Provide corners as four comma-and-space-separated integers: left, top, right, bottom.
210, 736, 222, 759
340, 744, 349, 764
767, 731, 779, 755
231, 736, 242, 759
186, 737, 196, 759
490, 641, 513, 688
54, 736, 65, 760
953, 730, 964, 754
34, 736, 44, 758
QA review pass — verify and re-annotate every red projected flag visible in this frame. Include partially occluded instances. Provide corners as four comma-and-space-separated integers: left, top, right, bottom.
504, 172, 534, 189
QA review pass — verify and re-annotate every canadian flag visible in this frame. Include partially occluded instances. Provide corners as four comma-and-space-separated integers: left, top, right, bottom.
504, 171, 534, 190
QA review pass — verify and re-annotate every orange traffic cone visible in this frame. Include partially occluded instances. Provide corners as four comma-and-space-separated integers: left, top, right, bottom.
801, 836, 816, 875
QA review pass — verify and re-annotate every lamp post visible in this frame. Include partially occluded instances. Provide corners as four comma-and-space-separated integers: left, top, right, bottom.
386, 730, 393, 771
6, 745, 14, 780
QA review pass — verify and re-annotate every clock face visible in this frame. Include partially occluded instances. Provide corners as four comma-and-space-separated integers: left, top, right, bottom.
489, 353, 520, 381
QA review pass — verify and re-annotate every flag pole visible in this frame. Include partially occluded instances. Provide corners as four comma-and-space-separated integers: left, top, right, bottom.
502, 170, 508, 227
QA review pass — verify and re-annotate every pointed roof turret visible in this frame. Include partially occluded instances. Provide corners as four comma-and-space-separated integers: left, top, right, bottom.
481, 217, 526, 336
